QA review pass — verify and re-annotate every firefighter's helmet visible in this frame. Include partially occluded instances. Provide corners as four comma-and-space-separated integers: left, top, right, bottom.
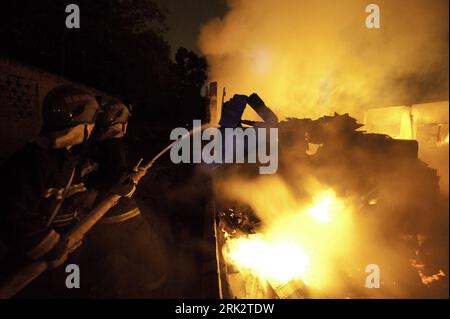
96, 99, 131, 128
42, 85, 99, 132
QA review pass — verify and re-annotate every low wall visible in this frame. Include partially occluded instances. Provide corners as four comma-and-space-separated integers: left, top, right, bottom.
0, 57, 113, 159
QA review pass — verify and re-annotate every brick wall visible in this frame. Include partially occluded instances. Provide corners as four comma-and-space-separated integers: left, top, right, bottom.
0, 56, 113, 159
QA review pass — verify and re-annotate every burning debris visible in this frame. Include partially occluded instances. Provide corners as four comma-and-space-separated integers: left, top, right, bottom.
219, 206, 260, 235
212, 93, 448, 299
216, 186, 356, 299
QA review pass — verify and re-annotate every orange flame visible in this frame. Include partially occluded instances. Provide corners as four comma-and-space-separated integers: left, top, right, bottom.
222, 188, 353, 290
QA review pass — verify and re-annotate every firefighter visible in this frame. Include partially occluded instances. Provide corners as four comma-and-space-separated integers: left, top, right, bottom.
0, 84, 99, 289
84, 99, 167, 298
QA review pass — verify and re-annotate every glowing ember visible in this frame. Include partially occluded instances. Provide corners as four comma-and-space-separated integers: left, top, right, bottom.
409, 259, 446, 286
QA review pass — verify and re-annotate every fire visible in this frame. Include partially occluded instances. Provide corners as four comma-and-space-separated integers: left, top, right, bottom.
216, 171, 448, 298
222, 188, 354, 290
409, 259, 446, 286
224, 234, 310, 284
306, 190, 336, 224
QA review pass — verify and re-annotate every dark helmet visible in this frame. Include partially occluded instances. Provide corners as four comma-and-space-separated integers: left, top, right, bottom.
42, 85, 99, 132
96, 99, 131, 128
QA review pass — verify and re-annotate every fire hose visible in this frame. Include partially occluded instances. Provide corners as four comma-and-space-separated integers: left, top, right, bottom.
0, 123, 210, 299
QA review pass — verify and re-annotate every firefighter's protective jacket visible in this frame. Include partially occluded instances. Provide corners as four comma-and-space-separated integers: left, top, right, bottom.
0, 141, 78, 260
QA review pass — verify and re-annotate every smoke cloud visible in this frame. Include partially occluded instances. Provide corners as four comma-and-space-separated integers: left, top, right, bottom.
199, 0, 449, 121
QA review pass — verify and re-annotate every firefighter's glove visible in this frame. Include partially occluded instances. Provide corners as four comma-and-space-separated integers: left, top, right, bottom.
110, 174, 136, 198
129, 167, 147, 185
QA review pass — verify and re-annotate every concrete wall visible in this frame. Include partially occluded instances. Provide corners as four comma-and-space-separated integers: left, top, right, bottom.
0, 56, 113, 160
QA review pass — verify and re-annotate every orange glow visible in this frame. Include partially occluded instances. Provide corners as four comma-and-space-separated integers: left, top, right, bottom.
199, 0, 448, 122
222, 186, 354, 291
224, 235, 310, 285
305, 190, 339, 224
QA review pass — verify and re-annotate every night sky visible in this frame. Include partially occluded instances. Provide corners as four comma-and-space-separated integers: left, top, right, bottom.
153, 0, 227, 54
